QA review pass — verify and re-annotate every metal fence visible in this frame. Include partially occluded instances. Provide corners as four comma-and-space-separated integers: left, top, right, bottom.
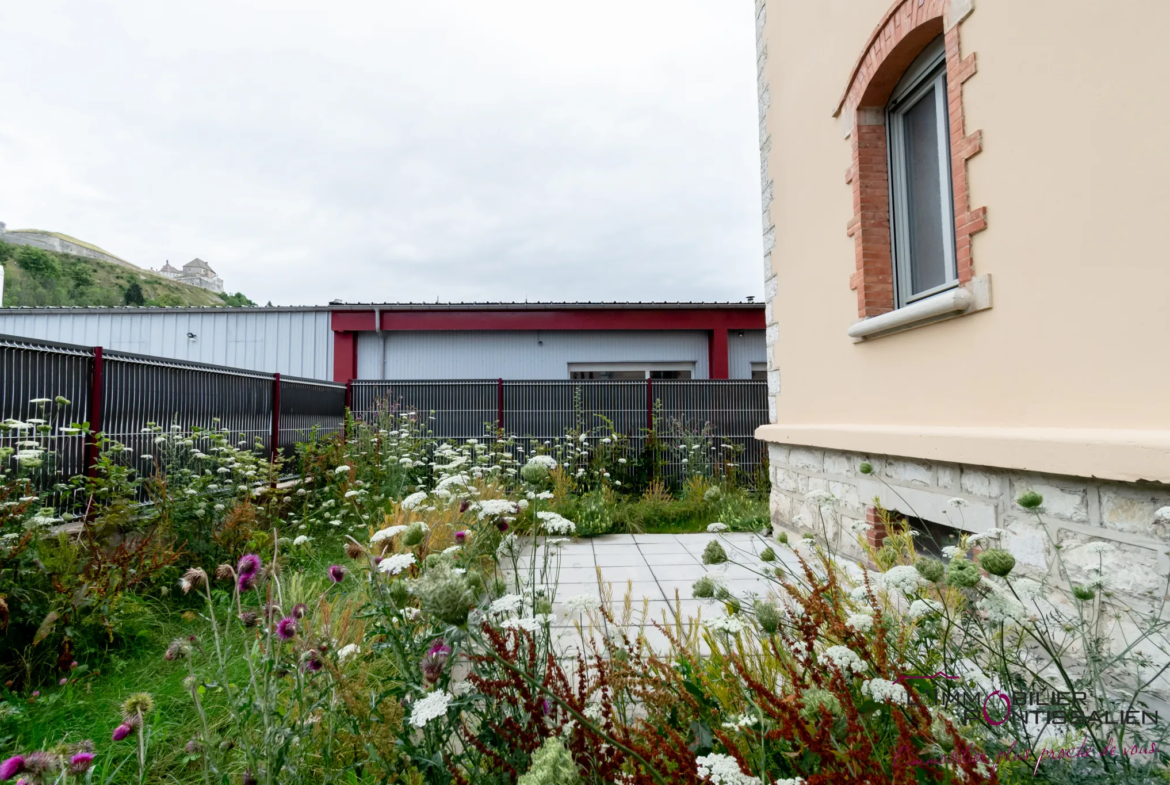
351, 379, 769, 478
0, 334, 347, 498
1, 331, 768, 498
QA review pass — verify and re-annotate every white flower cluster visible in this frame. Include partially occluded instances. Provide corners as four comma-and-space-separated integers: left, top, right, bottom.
882, 566, 922, 595
707, 522, 728, 533
409, 689, 452, 728
720, 714, 758, 730
537, 511, 576, 535
706, 614, 748, 635
823, 645, 866, 674
695, 753, 762, 785
805, 490, 835, 506
1082, 541, 1118, 555
476, 499, 518, 519
976, 590, 1026, 624
378, 553, 416, 575
489, 594, 524, 615
500, 614, 555, 631
565, 593, 601, 614
861, 678, 908, 705
846, 613, 874, 633
292, 535, 312, 546
907, 599, 942, 619
371, 524, 409, 543
1010, 578, 1043, 601
401, 491, 428, 510
527, 454, 557, 470
337, 644, 360, 661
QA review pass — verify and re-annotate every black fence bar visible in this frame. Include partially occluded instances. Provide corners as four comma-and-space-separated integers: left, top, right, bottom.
0, 334, 348, 497
351, 378, 769, 478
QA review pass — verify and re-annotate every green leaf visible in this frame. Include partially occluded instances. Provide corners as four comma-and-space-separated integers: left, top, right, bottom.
32, 611, 58, 646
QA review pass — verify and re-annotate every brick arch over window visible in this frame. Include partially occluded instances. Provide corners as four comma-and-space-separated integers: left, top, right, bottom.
834, 0, 985, 319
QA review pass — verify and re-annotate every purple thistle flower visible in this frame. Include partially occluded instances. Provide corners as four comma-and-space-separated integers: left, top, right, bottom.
454, 530, 467, 544
237, 554, 261, 576
541, 698, 552, 716
420, 638, 451, 684
238, 571, 258, 592
59, 678, 67, 686
30, 691, 38, 698
303, 653, 324, 673
292, 604, 309, 620
112, 723, 132, 742
276, 617, 298, 640
0, 756, 25, 780
328, 565, 346, 583
458, 499, 471, 513
496, 520, 509, 533
69, 752, 95, 775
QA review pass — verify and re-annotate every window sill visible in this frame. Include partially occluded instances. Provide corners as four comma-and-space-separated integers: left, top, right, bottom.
848, 274, 991, 342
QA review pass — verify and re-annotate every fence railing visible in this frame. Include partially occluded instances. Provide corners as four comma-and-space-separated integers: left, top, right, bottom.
0, 334, 347, 492
1, 331, 769, 495
350, 379, 769, 478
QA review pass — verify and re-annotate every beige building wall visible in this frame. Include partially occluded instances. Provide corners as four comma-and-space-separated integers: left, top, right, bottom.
754, 0, 1170, 484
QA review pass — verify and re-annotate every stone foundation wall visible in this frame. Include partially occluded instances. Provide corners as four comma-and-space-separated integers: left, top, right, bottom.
767, 443, 1170, 609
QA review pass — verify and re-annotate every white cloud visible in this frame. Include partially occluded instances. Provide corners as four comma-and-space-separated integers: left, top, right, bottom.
0, 0, 763, 305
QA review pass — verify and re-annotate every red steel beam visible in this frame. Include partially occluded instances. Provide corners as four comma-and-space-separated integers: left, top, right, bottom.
331, 308, 763, 333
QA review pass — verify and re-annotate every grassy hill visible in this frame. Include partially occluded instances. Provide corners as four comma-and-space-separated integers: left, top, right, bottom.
0, 243, 254, 308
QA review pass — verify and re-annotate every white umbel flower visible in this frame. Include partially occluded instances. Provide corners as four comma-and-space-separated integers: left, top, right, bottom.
476, 499, 518, 519
378, 553, 416, 575
882, 566, 922, 594
409, 689, 452, 728
337, 643, 360, 661
846, 613, 874, 632
565, 594, 601, 614
823, 645, 866, 674
707, 522, 728, 533
334, 465, 351, 476
706, 614, 748, 635
536, 511, 576, 535
862, 678, 908, 705
401, 491, 428, 510
371, 525, 409, 543
292, 535, 312, 546
527, 455, 557, 470
907, 599, 942, 619
695, 752, 762, 785
1082, 541, 1117, 555
1155, 507, 1170, 522
489, 594, 524, 615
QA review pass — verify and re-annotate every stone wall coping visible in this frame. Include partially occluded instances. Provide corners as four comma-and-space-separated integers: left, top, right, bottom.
756, 424, 1170, 485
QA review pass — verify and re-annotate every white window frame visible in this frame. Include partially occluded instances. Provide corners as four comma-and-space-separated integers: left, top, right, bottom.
567, 362, 695, 380
887, 36, 957, 309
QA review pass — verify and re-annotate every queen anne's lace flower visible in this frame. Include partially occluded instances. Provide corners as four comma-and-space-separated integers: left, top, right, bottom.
706, 614, 748, 635
565, 594, 601, 614
907, 599, 942, 619
500, 614, 555, 631
695, 753, 762, 785
489, 594, 524, 615
476, 499, 519, 519
882, 565, 923, 594
1011, 578, 1043, 600
707, 522, 728, 533
408, 689, 452, 728
401, 491, 427, 510
528, 455, 557, 470
537, 511, 576, 535
976, 590, 1026, 624
378, 553, 416, 575
292, 535, 312, 546
371, 525, 409, 543
823, 645, 866, 674
337, 644, 360, 661
862, 678, 908, 705
1082, 541, 1117, 555
846, 613, 874, 632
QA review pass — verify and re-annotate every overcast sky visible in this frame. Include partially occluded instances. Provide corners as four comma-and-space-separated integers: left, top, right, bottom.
0, 1, 763, 306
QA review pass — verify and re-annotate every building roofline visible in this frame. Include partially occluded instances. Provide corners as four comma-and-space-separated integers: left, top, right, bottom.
0, 301, 765, 315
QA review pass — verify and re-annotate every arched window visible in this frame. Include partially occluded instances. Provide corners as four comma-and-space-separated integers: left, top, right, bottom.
886, 36, 956, 307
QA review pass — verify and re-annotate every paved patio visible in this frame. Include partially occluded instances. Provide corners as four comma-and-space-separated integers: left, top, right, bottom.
513, 532, 795, 658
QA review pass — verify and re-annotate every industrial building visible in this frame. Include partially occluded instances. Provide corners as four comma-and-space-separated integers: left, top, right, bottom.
0, 302, 765, 383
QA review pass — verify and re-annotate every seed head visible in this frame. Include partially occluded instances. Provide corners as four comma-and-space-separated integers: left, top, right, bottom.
1016, 491, 1044, 510
344, 541, 365, 560
978, 549, 1016, 578
215, 564, 235, 581
122, 692, 154, 718
179, 567, 208, 594
238, 611, 259, 628
914, 557, 946, 583
702, 541, 727, 565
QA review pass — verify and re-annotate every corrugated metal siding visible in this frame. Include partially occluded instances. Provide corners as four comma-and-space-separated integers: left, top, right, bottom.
728, 329, 766, 379
0, 311, 334, 379
357, 330, 712, 380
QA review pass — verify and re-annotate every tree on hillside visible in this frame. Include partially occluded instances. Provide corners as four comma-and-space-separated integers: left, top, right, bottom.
123, 281, 145, 305
220, 292, 256, 307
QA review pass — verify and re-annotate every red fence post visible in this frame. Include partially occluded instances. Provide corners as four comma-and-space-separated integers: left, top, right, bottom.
86, 346, 103, 477
270, 373, 281, 463
497, 378, 504, 432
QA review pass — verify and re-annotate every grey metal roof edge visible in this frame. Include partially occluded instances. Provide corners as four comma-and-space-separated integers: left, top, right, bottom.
0, 301, 764, 315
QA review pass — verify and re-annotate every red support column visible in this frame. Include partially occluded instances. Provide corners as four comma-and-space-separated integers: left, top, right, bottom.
86, 347, 103, 477
708, 328, 730, 379
345, 380, 353, 411
270, 373, 281, 463
497, 378, 504, 432
332, 331, 357, 383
